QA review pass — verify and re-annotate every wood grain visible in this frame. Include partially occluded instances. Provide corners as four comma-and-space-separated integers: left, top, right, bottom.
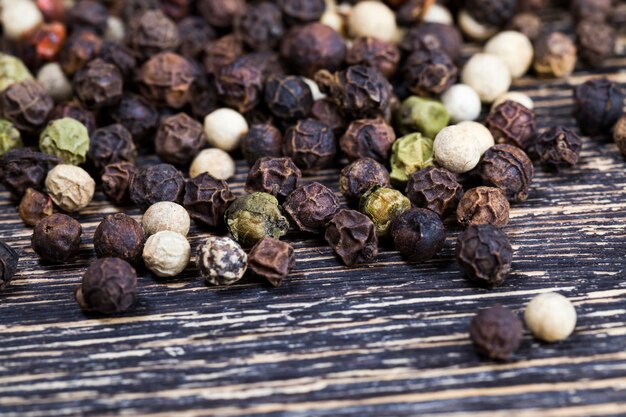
1, 12, 626, 417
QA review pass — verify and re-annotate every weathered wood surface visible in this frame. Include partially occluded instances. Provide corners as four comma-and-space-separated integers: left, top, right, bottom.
2, 15, 626, 417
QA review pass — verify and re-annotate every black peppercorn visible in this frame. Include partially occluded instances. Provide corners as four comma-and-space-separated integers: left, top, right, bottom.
99, 41, 137, 81
68, 0, 109, 34
73, 59, 123, 109
339, 158, 391, 201
574, 78, 626, 136
248, 237, 295, 286
203, 35, 243, 77
94, 213, 145, 264
188, 75, 219, 119
396, 0, 435, 25
128, 10, 181, 61
405, 167, 463, 217
346, 37, 401, 79
456, 187, 510, 228
183, 173, 235, 228
1, 80, 53, 135
465, 0, 516, 27
51, 101, 97, 135
138, 52, 196, 109
59, 30, 103, 76
0, 148, 59, 198
508, 13, 543, 42
112, 0, 160, 22
161, 0, 192, 21
571, 0, 611, 23
76, 258, 138, 314
245, 157, 302, 201
279, 0, 325, 24
155, 113, 206, 166
111, 93, 160, 145
403, 47, 457, 97
478, 145, 534, 203
177, 17, 215, 59
486, 100, 536, 149
325, 209, 378, 266
283, 182, 340, 233
88, 124, 137, 173
614, 115, 626, 157
32, 213, 82, 263
456, 224, 513, 287
390, 208, 446, 263
101, 162, 138, 205
264, 76, 314, 121
340, 118, 396, 163
311, 98, 346, 136
19, 188, 54, 227
283, 118, 336, 173
241, 123, 283, 166
0, 241, 19, 290
400, 22, 463, 63
130, 163, 185, 210
530, 126, 582, 171
238, 2, 284, 52
576, 20, 616, 66
198, 0, 246, 28
469, 305, 523, 361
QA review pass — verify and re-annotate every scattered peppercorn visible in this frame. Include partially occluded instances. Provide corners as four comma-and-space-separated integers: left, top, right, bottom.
530, 126, 583, 171
533, 32, 577, 78
614, 115, 626, 157
189, 148, 236, 180
39, 118, 90, 166
73, 59, 123, 109
457, 187, 510, 228
485, 31, 534, 79
346, 37, 400, 78
143, 230, 191, 277
59, 31, 103, 76
142, 201, 190, 237
462, 53, 511, 104
68, 0, 108, 34
94, 213, 145, 264
576, 20, 616, 67
76, 258, 137, 314
339, 158, 391, 202
138, 52, 195, 109
246, 157, 302, 201
340, 118, 396, 163
130, 163, 185, 211
486, 100, 537, 149
238, 2, 284, 52
31, 213, 82, 263
311, 98, 346, 136
111, 93, 160, 145
456, 224, 513, 287
469, 305, 523, 361
400, 22, 463, 64
391, 208, 445, 262
99, 42, 137, 81
0, 118, 22, 156
88, 124, 137, 172
573, 78, 626, 136
204, 107, 249, 152
52, 101, 97, 135
45, 164, 96, 212
226, 192, 290, 246
360, 186, 412, 238
465, 0, 516, 27
390, 133, 435, 185
406, 166, 463, 217
478, 144, 534, 203
128, 10, 180, 61
0, 79, 53, 135
101, 162, 138, 205
203, 34, 243, 77
196, 236, 248, 286
155, 113, 206, 166
0, 54, 33, 92
265, 76, 314, 121
396, 96, 450, 139
508, 13, 542, 42
183, 174, 234, 229
525, 292, 577, 342
248, 237, 295, 286
283, 118, 336, 172
241, 123, 283, 166
325, 209, 378, 266
348, 1, 398, 43
197, 0, 245, 29
403, 47, 458, 97
19, 188, 53, 227
177, 17, 215, 59
0, 148, 59, 198
283, 182, 340, 234
0, 240, 19, 290
441, 84, 482, 124
571, 0, 611, 23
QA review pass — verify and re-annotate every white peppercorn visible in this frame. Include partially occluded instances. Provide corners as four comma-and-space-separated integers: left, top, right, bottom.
348, 1, 398, 44
462, 53, 512, 104
441, 84, 482, 123
1, 0, 43, 40
143, 231, 191, 277
458, 9, 498, 41
204, 108, 249, 151
492, 92, 534, 111
104, 16, 126, 43
45, 164, 95, 212
196, 236, 248, 286
142, 202, 191, 237
189, 148, 236, 180
424, 4, 454, 25
484, 31, 534, 79
525, 292, 577, 343
434, 122, 495, 173
320, 10, 345, 35
37, 63, 73, 102
457, 121, 495, 154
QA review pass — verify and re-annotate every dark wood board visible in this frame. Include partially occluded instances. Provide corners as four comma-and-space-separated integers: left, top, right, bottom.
2, 11, 626, 417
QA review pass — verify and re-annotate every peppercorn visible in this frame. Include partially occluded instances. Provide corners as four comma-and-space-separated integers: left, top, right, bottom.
139, 202, 190, 238
458, 10, 498, 41
0, 80, 53, 135
130, 163, 185, 211
339, 119, 396, 163
73, 59, 123, 110
187, 75, 219, 119
39, 118, 90, 166
68, 0, 108, 34
434, 123, 495, 174
508, 13, 542, 42
396, 96, 450, 139
45, 164, 96, 212
325, 209, 378, 266
155, 113, 205, 166
484, 31, 533, 79
0, 54, 33, 92
462, 54, 511, 104
265, 76, 314, 121
486, 100, 536, 149
403, 47, 458, 97
571, 0, 611, 23
390, 133, 435, 185
525, 292, 577, 342
573, 78, 626, 136
576, 20, 616, 67
94, 213, 145, 264
197, 0, 246, 28
400, 23, 463, 64
51, 101, 97, 135
0, 148, 59, 198
0, 240, 19, 290
2, 1, 44, 41
88, 124, 137, 173
614, 115, 626, 157
316, 65, 391, 118
128, 10, 180, 61
533, 32, 577, 78
456, 224, 513, 287
348, 1, 397, 43
189, 148, 236, 180
177, 17, 215, 58
196, 236, 248, 286
530, 126, 582, 171
105, 15, 126, 43
245, 157, 302, 201
138, 52, 195, 109
492, 92, 534, 111
101, 162, 137, 205
517, 0, 549, 12
478, 144, 533, 203
469, 305, 523, 361
181, 175, 232, 229
0, 118, 21, 156
283, 182, 339, 234
143, 230, 191, 277
203, 35, 243, 77
202, 107, 249, 152
457, 187, 510, 228
359, 186, 411, 238
37, 63, 72, 103
283, 118, 336, 173
238, 2, 284, 52
111, 93, 159, 145
311, 98, 346, 136
346, 37, 400, 79
391, 208, 446, 262
31, 213, 82, 263
161, 0, 192, 22
226, 192, 289, 246
248, 237, 295, 286
59, 30, 103, 76
18, 187, 53, 227
280, 23, 346, 78
464, 0, 516, 27
99, 41, 137, 81
406, 166, 463, 217
76, 258, 137, 314
241, 123, 283, 166
441, 84, 482, 124
112, 0, 160, 22
339, 158, 390, 201
279, 0, 325, 24
397, 0, 437, 25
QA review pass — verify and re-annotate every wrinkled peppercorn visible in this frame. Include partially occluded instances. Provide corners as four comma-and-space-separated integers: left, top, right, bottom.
0, 148, 59, 198
1, 80, 53, 134
238, 2, 284, 52
31, 213, 82, 263
241, 123, 283, 166
530, 126, 582, 171
469, 305, 523, 360
391, 208, 446, 262
245, 157, 302, 201
533, 32, 577, 78
316, 65, 391, 118
128, 10, 180, 61
340, 119, 396, 163
400, 22, 463, 64
339, 158, 391, 201
283, 118, 336, 173
325, 209, 378, 266
203, 35, 243, 77
486, 100, 536, 149
111, 93, 160, 145
198, 0, 246, 28
138, 52, 196, 109
99, 42, 137, 81
113, 0, 160, 21
311, 98, 346, 136
571, 0, 611, 23
88, 124, 137, 172
279, 0, 325, 24
19, 188, 53, 227
457, 187, 510, 228
196, 236, 247, 285
465, 0, 516, 27
576, 20, 616, 66
177, 17, 215, 58
248, 237, 295, 286
478, 145, 534, 203
184, 173, 235, 228
346, 37, 400, 79
226, 192, 290, 246
406, 166, 463, 217
614, 115, 626, 157
456, 224, 513, 287
155, 113, 206, 166
101, 162, 138, 205
76, 258, 138, 314
68, 0, 108, 34
73, 59, 123, 109
280, 23, 346, 78
265, 76, 313, 120
0, 241, 19, 290
130, 163, 185, 210
94, 213, 145, 264
51, 101, 96, 135
188, 75, 219, 119
573, 78, 626, 136
59, 31, 102, 76
283, 182, 340, 234
360, 186, 412, 238
403, 47, 457, 97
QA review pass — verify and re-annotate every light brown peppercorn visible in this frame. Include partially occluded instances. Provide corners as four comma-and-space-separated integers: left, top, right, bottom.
478, 145, 534, 203
101, 162, 138, 205
457, 187, 510, 228
486, 100, 536, 149
340, 119, 396, 163
533, 32, 577, 78
575, 20, 616, 66
128, 10, 180, 61
45, 165, 96, 213
138, 52, 196, 108
405, 167, 463, 217
19, 188, 53, 227
203, 35, 243, 77
508, 13, 542, 42
248, 237, 295, 286
325, 209, 378, 266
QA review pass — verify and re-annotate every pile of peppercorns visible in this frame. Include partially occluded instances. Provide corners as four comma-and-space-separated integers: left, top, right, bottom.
0, 0, 623, 361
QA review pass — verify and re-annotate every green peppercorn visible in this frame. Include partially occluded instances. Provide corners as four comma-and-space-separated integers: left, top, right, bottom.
39, 118, 90, 165
390, 133, 434, 185
0, 118, 22, 156
0, 53, 33, 91
225, 192, 290, 246
359, 186, 411, 238
396, 96, 450, 138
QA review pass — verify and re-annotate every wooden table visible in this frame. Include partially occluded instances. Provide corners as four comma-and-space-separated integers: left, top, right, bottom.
2, 16, 626, 417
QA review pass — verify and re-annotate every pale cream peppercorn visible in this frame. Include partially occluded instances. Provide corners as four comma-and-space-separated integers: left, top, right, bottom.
441, 84, 482, 123
204, 108, 248, 152
189, 148, 236, 180
143, 231, 191, 277
142, 202, 191, 237
37, 63, 72, 102
424, 4, 454, 25
321, 10, 345, 35
525, 292, 577, 343
104, 16, 126, 43
348, 1, 398, 44
485, 31, 534, 79
434, 122, 494, 173
462, 53, 511, 103
45, 164, 95, 212
1, 0, 44, 40
458, 10, 497, 41
456, 121, 495, 154
492, 92, 534, 111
